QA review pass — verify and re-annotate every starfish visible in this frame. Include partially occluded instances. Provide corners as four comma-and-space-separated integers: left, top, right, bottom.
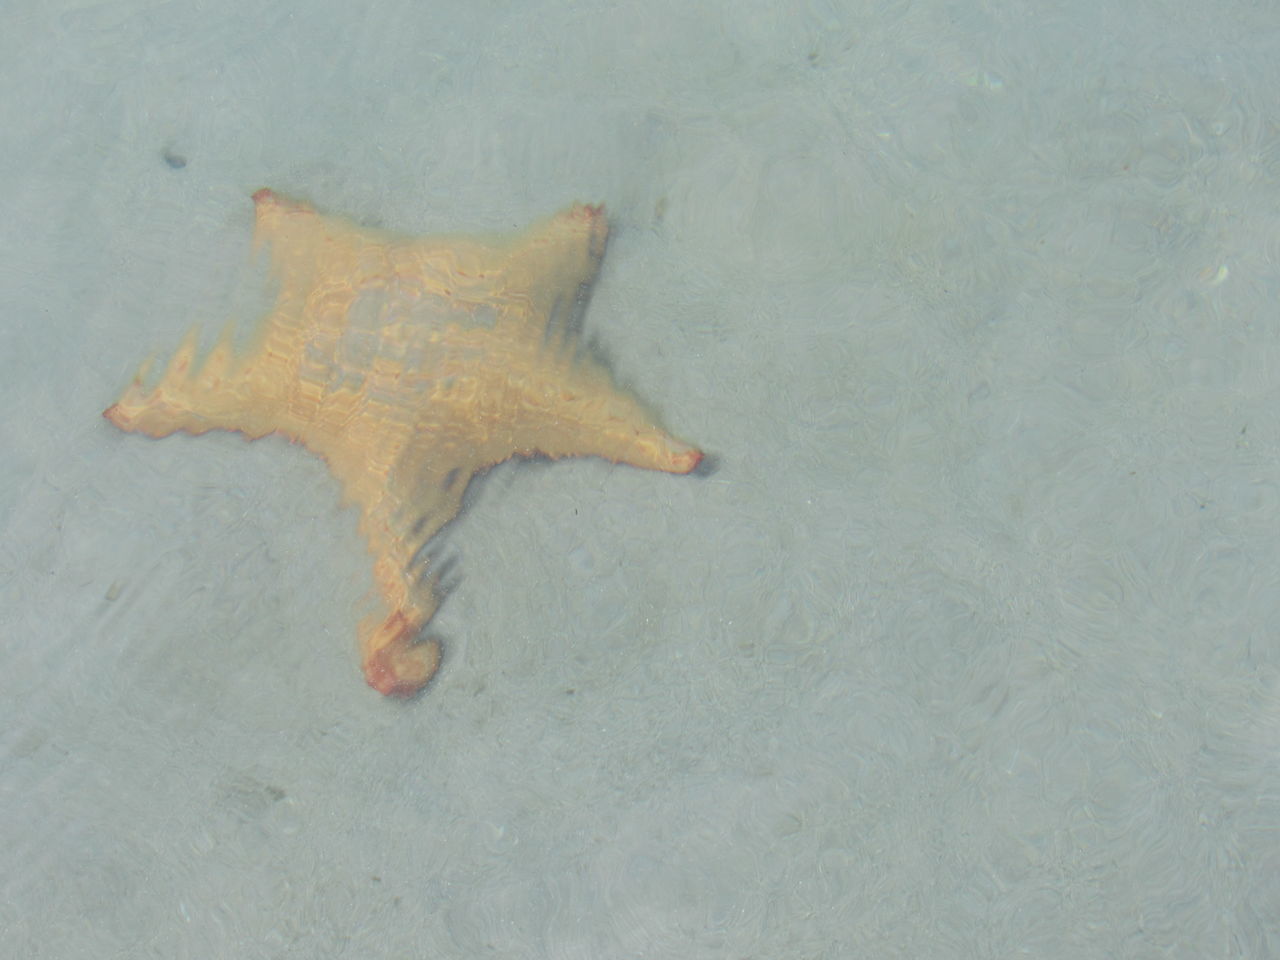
104, 189, 702, 697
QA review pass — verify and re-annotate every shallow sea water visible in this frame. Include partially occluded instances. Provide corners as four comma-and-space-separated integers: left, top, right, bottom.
2, 1, 1278, 956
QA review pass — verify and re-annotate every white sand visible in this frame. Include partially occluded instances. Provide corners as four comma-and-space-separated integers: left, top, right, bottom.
2, 0, 1277, 956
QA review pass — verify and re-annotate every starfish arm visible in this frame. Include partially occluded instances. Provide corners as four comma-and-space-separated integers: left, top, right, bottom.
341, 445, 473, 697
492, 203, 609, 337
497, 355, 703, 473
102, 322, 287, 440
317, 414, 481, 701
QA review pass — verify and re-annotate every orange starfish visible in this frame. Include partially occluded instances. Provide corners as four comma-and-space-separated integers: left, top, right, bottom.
104, 189, 702, 697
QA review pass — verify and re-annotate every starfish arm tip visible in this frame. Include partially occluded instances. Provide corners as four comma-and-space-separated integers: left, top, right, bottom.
643, 434, 704, 474
674, 447, 704, 474
360, 611, 441, 698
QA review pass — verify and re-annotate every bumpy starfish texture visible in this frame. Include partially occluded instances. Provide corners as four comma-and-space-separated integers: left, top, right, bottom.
105, 189, 702, 697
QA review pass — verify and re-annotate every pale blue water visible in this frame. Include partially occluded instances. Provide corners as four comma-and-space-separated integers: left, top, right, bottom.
3, 1, 1279, 957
